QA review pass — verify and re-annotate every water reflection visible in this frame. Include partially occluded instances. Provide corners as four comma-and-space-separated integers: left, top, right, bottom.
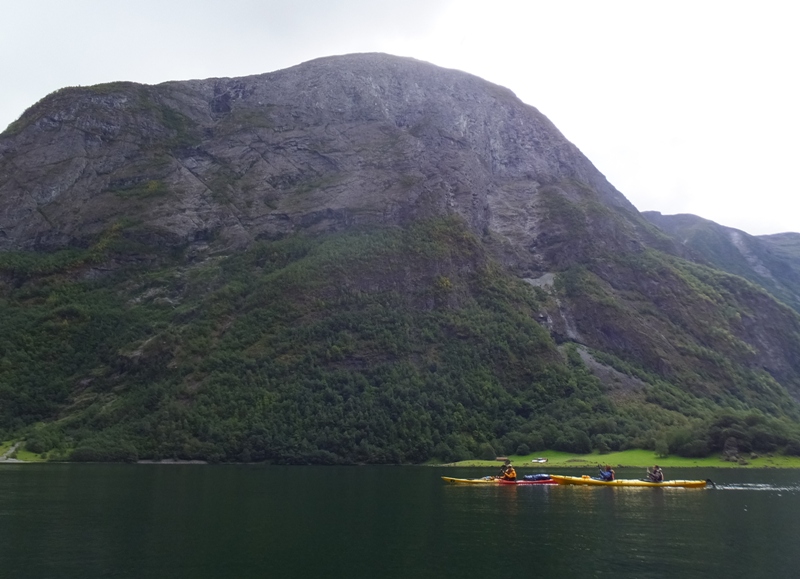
1, 465, 800, 579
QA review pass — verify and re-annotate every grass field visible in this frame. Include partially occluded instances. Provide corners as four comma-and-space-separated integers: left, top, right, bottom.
443, 449, 800, 469
0, 441, 49, 462
12, 448, 49, 462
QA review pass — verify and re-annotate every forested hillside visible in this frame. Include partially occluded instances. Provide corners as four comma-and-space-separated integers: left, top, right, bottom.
2, 54, 800, 463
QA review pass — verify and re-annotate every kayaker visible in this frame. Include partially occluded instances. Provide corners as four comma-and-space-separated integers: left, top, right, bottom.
647, 465, 664, 482
598, 464, 615, 481
499, 460, 517, 481
497, 459, 509, 477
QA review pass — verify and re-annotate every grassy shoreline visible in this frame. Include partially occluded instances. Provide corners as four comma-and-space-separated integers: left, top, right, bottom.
441, 449, 800, 469
3, 441, 800, 467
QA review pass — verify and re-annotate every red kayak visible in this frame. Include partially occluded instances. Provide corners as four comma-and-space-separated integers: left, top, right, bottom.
442, 476, 557, 485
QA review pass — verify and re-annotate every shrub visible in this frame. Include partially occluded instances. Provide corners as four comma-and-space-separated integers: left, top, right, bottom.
554, 429, 592, 454
667, 427, 695, 454
477, 442, 497, 461
676, 439, 711, 458
526, 434, 545, 451
784, 440, 800, 456
25, 439, 46, 454
70, 441, 138, 463
593, 435, 611, 454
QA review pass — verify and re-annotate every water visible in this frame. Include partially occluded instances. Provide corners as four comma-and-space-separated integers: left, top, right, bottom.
1, 465, 799, 578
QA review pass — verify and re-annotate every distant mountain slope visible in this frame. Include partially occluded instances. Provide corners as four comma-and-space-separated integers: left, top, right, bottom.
759, 232, 800, 270
2, 54, 800, 463
643, 211, 800, 313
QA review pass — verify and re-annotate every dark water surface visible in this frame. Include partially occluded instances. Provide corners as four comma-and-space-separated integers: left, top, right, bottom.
1, 465, 799, 578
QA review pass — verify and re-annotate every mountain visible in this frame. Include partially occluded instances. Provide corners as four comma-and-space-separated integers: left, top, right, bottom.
2, 54, 800, 463
643, 211, 800, 314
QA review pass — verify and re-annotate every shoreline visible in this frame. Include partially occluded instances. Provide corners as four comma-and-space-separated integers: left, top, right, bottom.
2, 444, 799, 468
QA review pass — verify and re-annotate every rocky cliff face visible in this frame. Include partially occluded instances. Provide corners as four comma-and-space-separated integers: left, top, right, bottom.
1, 53, 653, 274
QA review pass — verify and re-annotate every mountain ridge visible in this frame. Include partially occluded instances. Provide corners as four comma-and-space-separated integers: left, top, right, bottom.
643, 211, 800, 314
0, 54, 656, 270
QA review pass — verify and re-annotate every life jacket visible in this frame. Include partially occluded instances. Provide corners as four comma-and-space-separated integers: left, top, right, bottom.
502, 467, 517, 480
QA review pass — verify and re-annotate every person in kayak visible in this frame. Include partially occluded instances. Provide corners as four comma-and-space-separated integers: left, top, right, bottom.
597, 464, 615, 481
647, 465, 664, 482
498, 460, 517, 481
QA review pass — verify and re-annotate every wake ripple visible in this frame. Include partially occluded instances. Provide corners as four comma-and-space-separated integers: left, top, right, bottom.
711, 482, 800, 492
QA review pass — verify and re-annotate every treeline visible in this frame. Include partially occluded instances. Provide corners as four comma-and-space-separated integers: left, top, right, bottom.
657, 412, 800, 458
3, 218, 800, 463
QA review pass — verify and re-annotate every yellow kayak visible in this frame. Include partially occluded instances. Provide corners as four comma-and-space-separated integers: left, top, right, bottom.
550, 474, 710, 488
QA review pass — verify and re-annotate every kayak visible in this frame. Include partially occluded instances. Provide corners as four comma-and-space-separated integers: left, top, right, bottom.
549, 474, 710, 488
441, 476, 557, 485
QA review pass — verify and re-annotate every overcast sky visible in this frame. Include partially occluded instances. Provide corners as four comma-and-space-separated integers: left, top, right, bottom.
2, 0, 797, 235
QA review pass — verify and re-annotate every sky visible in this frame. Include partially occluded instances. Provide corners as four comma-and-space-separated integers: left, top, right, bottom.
2, 0, 797, 235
